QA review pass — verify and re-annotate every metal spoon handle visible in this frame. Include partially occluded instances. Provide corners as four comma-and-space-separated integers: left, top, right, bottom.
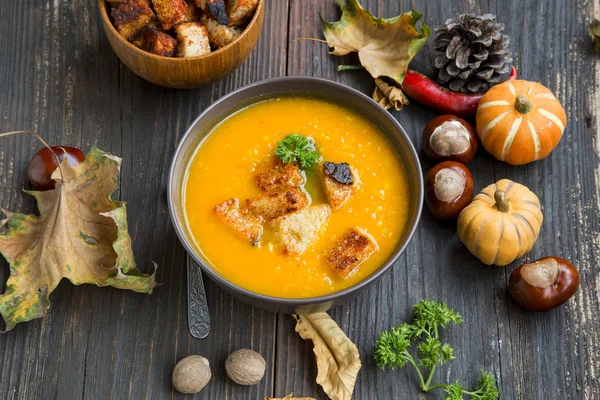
187, 255, 210, 339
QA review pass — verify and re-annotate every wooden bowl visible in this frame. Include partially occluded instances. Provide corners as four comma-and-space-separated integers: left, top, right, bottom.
98, 0, 264, 88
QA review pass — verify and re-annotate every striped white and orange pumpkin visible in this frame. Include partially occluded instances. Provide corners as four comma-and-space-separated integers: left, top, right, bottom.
457, 179, 543, 266
476, 80, 566, 165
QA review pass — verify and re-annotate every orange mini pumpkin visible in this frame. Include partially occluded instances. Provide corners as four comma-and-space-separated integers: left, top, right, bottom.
458, 179, 543, 266
476, 80, 566, 165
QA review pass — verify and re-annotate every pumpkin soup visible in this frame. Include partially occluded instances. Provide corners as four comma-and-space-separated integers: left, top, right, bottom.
183, 97, 411, 298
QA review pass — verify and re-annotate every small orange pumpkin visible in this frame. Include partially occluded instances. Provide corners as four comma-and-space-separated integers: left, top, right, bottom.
476, 80, 566, 165
457, 179, 543, 266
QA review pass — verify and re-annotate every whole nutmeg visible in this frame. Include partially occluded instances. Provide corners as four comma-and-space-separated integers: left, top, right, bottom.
425, 161, 474, 220
422, 115, 478, 163
172, 355, 212, 394
509, 256, 580, 312
225, 349, 266, 385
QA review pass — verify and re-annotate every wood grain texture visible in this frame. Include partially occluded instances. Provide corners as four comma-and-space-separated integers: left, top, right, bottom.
0, 0, 288, 399
1, 0, 599, 399
278, 0, 600, 399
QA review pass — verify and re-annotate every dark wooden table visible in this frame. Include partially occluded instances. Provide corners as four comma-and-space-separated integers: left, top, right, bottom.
1, 1, 599, 399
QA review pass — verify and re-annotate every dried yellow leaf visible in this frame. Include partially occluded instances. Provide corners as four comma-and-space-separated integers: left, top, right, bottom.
591, 19, 600, 48
293, 313, 361, 400
373, 78, 409, 111
321, 0, 430, 83
265, 394, 316, 400
0, 147, 157, 331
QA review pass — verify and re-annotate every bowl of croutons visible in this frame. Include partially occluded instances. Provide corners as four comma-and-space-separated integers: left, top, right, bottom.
99, 0, 263, 88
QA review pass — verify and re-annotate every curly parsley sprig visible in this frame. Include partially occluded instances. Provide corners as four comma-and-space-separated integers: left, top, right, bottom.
275, 134, 320, 169
374, 299, 499, 400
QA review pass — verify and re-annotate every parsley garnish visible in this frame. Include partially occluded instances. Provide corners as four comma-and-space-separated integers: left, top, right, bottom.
274, 134, 320, 170
374, 299, 499, 400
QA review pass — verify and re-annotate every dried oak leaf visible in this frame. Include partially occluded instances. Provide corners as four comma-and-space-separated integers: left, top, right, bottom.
265, 395, 316, 400
293, 313, 361, 400
0, 147, 157, 331
321, 0, 430, 83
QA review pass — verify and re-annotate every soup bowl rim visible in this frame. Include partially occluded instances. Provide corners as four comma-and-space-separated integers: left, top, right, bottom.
168, 76, 424, 309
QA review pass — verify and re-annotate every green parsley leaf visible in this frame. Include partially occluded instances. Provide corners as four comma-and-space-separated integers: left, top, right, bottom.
444, 381, 466, 400
374, 323, 412, 370
373, 299, 498, 400
470, 371, 500, 400
414, 338, 454, 369
412, 299, 463, 333
440, 343, 455, 363
274, 134, 320, 169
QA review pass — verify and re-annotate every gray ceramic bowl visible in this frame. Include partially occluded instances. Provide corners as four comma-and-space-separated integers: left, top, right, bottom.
168, 77, 423, 314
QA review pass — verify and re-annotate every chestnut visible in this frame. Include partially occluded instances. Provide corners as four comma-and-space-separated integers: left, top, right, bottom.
422, 115, 478, 163
425, 161, 474, 220
508, 257, 580, 312
27, 146, 85, 190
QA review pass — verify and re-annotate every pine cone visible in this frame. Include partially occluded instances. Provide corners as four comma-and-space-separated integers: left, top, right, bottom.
433, 14, 513, 94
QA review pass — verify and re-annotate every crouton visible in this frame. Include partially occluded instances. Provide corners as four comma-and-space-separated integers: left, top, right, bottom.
151, 0, 187, 30
271, 205, 330, 255
135, 28, 178, 56
320, 162, 361, 209
256, 159, 304, 192
174, 22, 211, 57
182, 1, 198, 22
196, 0, 229, 25
214, 198, 263, 245
246, 187, 309, 221
110, 0, 155, 40
131, 35, 144, 48
144, 18, 161, 30
226, 0, 259, 27
326, 227, 379, 279
199, 13, 242, 48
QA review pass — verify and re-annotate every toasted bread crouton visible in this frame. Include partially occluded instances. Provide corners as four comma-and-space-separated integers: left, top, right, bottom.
131, 35, 144, 48
271, 205, 330, 255
174, 22, 211, 57
326, 227, 379, 279
256, 159, 304, 192
246, 187, 309, 221
182, 1, 198, 22
226, 0, 259, 27
110, 0, 155, 40
214, 198, 262, 244
135, 28, 178, 56
320, 162, 361, 209
151, 0, 187, 30
196, 0, 229, 25
200, 14, 242, 48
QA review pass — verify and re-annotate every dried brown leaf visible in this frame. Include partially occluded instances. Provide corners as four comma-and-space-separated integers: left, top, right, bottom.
293, 313, 361, 400
265, 395, 316, 400
0, 147, 157, 331
321, 0, 430, 83
372, 78, 409, 111
591, 19, 600, 48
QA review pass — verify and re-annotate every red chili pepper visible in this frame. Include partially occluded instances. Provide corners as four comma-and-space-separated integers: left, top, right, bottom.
399, 66, 518, 118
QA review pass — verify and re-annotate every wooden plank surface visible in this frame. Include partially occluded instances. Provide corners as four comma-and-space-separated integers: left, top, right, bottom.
0, 1, 289, 399
1, 0, 599, 399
